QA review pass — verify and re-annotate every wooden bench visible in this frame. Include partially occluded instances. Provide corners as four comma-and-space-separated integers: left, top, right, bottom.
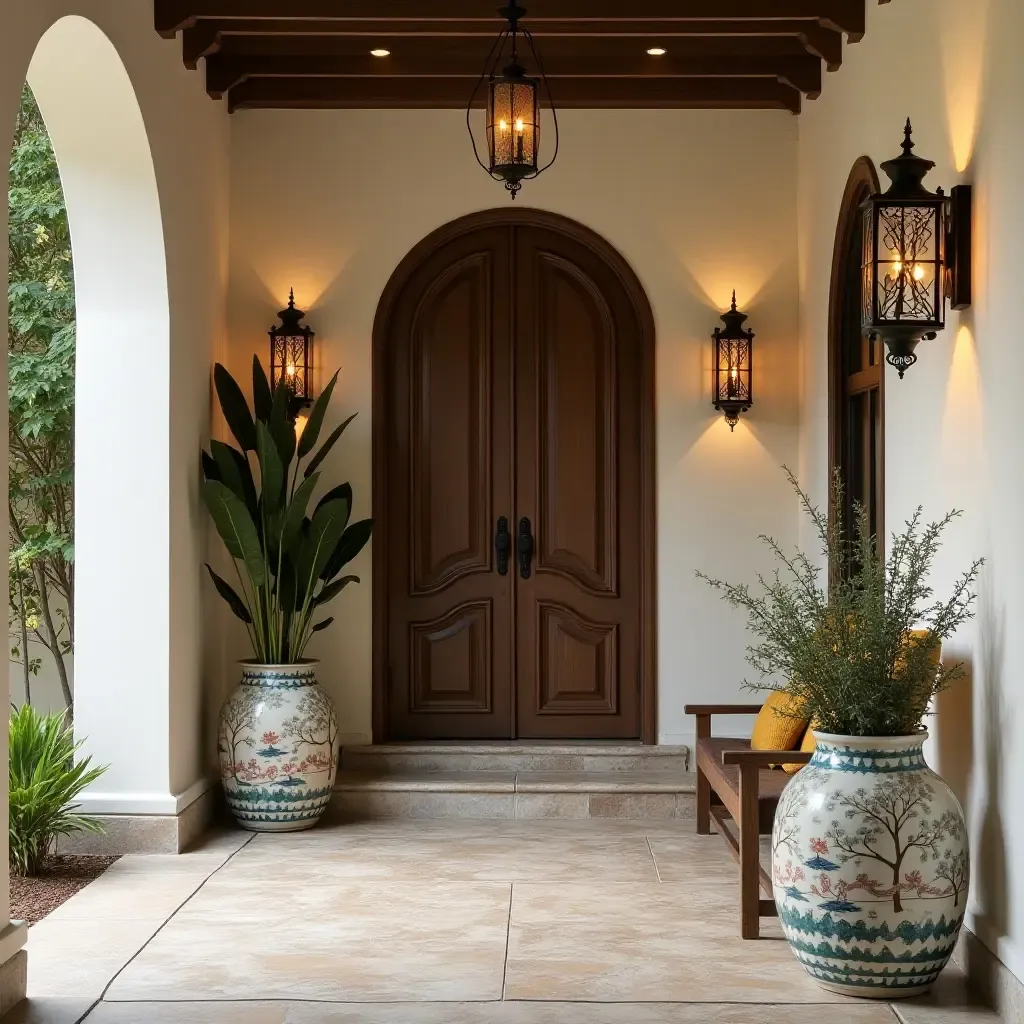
684, 704, 812, 939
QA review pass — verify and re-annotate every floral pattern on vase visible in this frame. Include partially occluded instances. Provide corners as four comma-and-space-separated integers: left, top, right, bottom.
772, 732, 968, 999
218, 662, 339, 832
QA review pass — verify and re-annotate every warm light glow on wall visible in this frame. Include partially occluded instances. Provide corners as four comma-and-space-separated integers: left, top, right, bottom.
940, 324, 984, 493
939, 0, 991, 172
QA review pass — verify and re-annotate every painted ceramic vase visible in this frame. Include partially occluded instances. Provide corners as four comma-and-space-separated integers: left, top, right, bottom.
218, 662, 339, 832
773, 732, 968, 999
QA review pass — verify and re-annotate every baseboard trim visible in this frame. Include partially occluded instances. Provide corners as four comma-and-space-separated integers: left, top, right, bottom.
58, 784, 223, 855
955, 925, 1024, 1023
0, 949, 26, 1018
74, 776, 215, 816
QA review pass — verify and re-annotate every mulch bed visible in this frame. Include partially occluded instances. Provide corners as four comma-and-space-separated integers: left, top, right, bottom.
10, 855, 119, 925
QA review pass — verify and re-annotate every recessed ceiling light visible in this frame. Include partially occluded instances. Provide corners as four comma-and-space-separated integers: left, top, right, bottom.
370, 48, 391, 58
646, 47, 667, 56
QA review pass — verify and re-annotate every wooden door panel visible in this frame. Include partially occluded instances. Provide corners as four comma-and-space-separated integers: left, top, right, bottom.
411, 257, 493, 593
384, 228, 514, 739
537, 602, 619, 715
514, 225, 643, 739
410, 601, 493, 714
536, 254, 618, 595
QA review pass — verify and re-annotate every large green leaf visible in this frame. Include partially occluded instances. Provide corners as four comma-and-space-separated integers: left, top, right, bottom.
201, 450, 220, 482
297, 369, 340, 459
299, 499, 350, 594
310, 617, 335, 634
256, 422, 284, 513
281, 473, 320, 556
205, 565, 253, 623
269, 378, 296, 468
202, 480, 267, 586
314, 575, 359, 607
252, 355, 273, 422
304, 413, 357, 479
214, 363, 256, 452
321, 518, 374, 582
314, 482, 353, 525
212, 441, 257, 516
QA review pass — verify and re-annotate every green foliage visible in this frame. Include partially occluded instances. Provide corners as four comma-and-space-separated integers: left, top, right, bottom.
9, 705, 106, 876
202, 358, 372, 663
698, 468, 983, 737
7, 84, 75, 707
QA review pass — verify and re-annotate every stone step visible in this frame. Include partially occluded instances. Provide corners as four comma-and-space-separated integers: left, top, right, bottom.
332, 769, 696, 821
340, 742, 691, 775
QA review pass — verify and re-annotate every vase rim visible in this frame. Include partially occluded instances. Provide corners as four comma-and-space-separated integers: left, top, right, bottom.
811, 729, 928, 748
239, 659, 320, 670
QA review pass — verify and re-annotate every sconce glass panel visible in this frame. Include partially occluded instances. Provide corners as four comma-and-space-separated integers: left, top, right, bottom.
487, 73, 540, 181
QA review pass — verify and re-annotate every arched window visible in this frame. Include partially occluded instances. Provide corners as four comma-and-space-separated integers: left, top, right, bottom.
829, 157, 884, 562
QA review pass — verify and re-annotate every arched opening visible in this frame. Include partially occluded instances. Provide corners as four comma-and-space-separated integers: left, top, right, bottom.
9, 16, 172, 813
371, 209, 657, 743
828, 157, 883, 566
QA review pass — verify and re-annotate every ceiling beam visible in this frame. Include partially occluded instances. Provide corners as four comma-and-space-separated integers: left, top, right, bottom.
225, 74, 803, 114
180, 18, 843, 70
207, 53, 823, 99
206, 53, 822, 100
156, 1, 866, 42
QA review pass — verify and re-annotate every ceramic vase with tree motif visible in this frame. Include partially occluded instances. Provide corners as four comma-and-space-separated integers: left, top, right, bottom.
218, 662, 339, 831
773, 731, 968, 998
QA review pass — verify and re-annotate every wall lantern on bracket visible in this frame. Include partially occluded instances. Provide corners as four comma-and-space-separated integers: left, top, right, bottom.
712, 291, 754, 431
466, 3, 559, 200
861, 119, 972, 378
269, 289, 315, 418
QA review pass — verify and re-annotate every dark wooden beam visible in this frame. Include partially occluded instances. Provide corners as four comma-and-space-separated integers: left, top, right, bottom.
156, 1, 866, 41
225, 74, 802, 114
206, 52, 822, 99
181, 18, 844, 70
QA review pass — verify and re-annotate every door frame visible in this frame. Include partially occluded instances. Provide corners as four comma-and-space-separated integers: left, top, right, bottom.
827, 157, 884, 556
371, 208, 658, 744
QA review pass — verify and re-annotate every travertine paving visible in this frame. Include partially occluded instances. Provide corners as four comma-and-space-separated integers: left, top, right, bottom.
14, 819, 998, 1023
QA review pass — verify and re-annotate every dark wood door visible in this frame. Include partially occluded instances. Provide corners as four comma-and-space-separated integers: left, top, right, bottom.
383, 227, 515, 738
513, 226, 643, 738
379, 216, 649, 741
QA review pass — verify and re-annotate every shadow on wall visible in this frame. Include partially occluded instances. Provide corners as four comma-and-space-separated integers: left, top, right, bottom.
968, 573, 1010, 981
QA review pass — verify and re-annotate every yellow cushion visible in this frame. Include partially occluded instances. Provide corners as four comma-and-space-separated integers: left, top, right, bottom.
783, 723, 818, 774
750, 690, 808, 753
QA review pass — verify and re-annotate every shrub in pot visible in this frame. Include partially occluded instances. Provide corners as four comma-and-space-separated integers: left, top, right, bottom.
700, 469, 981, 999
203, 358, 371, 831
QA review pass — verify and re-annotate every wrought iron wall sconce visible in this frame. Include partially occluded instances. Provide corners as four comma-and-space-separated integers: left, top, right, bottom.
861, 120, 972, 378
712, 292, 754, 431
269, 289, 315, 418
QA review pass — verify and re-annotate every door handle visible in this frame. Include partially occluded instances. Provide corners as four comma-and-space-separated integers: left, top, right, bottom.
495, 517, 511, 576
518, 517, 534, 579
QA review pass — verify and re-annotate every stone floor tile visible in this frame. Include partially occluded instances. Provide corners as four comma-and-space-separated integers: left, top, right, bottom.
83, 1001, 901, 1023
505, 882, 855, 1003
105, 881, 511, 1002
892, 966, 1001, 1022
3, 997, 97, 1024
26, 918, 163, 1000
231, 830, 660, 882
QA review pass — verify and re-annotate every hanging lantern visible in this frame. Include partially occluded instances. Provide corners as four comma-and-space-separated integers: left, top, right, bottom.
467, 3, 559, 200
860, 120, 973, 378
712, 292, 754, 431
269, 289, 315, 414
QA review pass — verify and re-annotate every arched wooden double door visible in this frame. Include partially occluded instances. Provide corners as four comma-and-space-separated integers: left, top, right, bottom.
372, 211, 655, 742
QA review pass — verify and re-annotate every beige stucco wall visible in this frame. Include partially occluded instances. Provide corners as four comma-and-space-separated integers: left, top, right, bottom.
227, 107, 802, 752
797, 0, 1024, 987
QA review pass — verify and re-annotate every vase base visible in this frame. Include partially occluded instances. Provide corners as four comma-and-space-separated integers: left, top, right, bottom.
812, 978, 935, 1001
233, 816, 326, 834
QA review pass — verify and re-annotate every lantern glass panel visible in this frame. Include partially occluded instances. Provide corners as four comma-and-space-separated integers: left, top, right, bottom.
873, 203, 942, 325
487, 76, 539, 176
271, 332, 313, 403
715, 338, 751, 405
861, 205, 875, 326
